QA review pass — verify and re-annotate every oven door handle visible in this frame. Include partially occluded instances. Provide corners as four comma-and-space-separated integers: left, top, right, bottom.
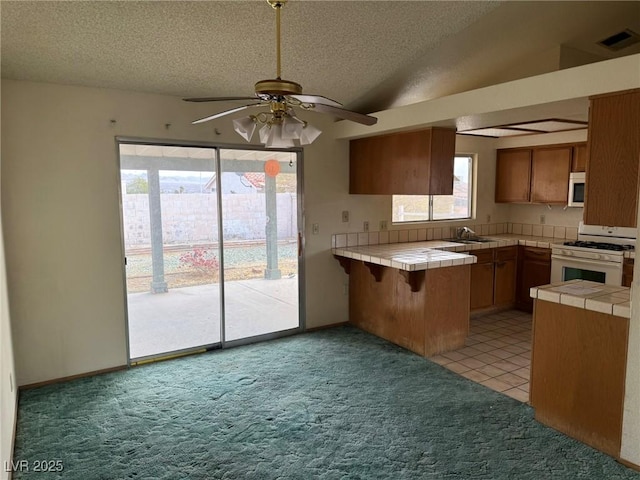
551, 255, 623, 269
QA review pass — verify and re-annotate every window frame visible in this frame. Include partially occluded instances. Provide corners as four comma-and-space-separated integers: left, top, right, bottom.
391, 154, 474, 224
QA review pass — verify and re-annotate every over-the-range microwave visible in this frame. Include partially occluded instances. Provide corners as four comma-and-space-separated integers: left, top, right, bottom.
568, 172, 585, 207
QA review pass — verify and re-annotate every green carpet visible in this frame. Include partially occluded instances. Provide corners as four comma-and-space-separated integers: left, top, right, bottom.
13, 326, 640, 479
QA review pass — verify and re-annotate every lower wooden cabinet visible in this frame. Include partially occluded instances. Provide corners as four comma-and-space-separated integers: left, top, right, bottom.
470, 246, 517, 311
516, 246, 551, 312
531, 300, 629, 457
470, 250, 494, 310
494, 246, 517, 305
623, 258, 634, 287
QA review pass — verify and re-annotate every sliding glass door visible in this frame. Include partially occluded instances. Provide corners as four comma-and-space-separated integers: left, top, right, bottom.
220, 149, 300, 342
119, 141, 302, 361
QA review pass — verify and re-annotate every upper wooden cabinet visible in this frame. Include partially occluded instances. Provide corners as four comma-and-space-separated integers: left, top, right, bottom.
584, 89, 640, 228
496, 145, 572, 204
349, 127, 456, 195
530, 146, 571, 204
495, 149, 531, 203
571, 143, 587, 172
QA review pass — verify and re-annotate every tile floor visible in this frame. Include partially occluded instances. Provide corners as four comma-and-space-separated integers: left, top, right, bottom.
429, 309, 532, 403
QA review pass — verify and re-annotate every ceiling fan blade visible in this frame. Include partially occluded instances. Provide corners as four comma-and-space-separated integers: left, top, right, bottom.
289, 94, 343, 108
192, 103, 263, 125
311, 103, 378, 126
184, 96, 258, 103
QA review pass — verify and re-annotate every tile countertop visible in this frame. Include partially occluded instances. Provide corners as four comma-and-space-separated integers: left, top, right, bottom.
530, 279, 630, 318
331, 234, 634, 272
332, 241, 477, 272
331, 234, 564, 272
332, 233, 564, 271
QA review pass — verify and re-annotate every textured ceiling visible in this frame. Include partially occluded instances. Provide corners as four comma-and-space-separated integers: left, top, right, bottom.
1, 1, 639, 118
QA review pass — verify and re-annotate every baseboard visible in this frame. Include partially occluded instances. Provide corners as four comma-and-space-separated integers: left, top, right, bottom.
307, 321, 348, 332
19, 365, 127, 390
8, 393, 18, 480
470, 304, 518, 318
619, 458, 640, 472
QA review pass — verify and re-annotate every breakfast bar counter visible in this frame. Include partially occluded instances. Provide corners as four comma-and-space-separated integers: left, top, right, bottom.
333, 241, 479, 357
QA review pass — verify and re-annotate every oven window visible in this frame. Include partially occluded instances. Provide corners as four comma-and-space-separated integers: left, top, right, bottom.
563, 267, 606, 283
573, 183, 585, 203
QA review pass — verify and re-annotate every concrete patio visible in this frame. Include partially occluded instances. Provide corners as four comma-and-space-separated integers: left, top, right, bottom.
127, 276, 299, 359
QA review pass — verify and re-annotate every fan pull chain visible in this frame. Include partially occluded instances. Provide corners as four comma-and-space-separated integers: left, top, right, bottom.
275, 2, 281, 79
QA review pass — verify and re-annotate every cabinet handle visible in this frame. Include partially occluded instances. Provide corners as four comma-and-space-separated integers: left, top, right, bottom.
496, 261, 506, 267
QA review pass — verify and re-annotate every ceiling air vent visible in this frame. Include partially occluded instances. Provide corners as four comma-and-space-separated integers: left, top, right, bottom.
598, 29, 640, 51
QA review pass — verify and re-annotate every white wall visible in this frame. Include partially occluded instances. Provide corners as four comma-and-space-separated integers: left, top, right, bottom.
0, 208, 18, 478
0, 79, 350, 386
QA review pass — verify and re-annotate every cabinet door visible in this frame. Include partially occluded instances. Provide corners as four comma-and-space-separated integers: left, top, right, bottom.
494, 247, 517, 306
518, 259, 551, 312
494, 259, 517, 305
571, 143, 587, 172
622, 259, 634, 287
517, 247, 551, 312
470, 262, 495, 310
495, 149, 532, 203
530, 146, 571, 204
584, 90, 640, 228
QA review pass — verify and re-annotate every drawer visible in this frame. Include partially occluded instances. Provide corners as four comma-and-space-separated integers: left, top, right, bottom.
522, 246, 551, 262
472, 248, 494, 264
495, 246, 517, 262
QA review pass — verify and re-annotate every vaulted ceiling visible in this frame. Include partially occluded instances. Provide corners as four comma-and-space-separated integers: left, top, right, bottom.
2, 1, 639, 117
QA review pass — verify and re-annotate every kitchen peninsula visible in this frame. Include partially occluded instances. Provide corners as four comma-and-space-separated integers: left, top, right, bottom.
529, 280, 630, 458
333, 241, 477, 357
333, 232, 555, 355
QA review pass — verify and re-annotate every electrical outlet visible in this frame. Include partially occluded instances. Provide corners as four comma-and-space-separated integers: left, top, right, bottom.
342, 210, 349, 223
486, 214, 491, 223
540, 215, 546, 225
380, 220, 388, 231
312, 223, 319, 235
363, 221, 369, 232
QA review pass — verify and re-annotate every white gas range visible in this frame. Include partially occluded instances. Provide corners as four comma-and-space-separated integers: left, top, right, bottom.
550, 222, 636, 286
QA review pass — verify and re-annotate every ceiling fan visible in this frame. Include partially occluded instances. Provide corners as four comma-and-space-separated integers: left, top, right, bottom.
184, 0, 378, 148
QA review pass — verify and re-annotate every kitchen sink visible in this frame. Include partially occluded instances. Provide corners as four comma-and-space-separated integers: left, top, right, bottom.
444, 237, 494, 244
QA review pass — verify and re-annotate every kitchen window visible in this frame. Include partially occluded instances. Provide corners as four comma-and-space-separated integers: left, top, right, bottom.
392, 155, 473, 223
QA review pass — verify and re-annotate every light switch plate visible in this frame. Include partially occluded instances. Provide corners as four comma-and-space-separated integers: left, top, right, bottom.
342, 211, 349, 223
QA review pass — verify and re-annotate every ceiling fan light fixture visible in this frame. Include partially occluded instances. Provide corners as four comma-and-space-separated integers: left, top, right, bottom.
185, 0, 377, 140
262, 123, 295, 149
300, 122, 322, 145
281, 114, 305, 140
232, 116, 257, 142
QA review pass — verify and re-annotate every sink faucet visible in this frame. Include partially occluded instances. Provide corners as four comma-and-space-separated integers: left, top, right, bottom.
456, 226, 476, 239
